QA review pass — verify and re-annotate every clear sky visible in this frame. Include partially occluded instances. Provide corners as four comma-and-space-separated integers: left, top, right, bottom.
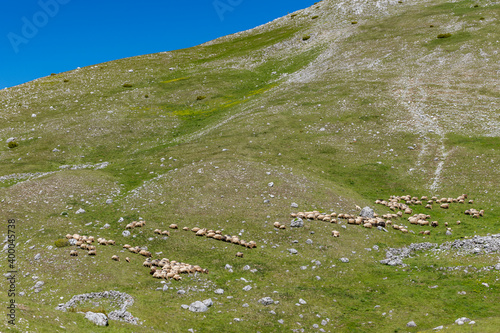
0, 0, 315, 89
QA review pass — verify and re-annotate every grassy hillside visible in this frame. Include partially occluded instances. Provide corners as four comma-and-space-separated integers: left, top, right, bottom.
0, 0, 499, 332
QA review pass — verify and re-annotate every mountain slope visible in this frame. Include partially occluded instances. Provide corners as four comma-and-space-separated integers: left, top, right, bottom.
1, 0, 499, 332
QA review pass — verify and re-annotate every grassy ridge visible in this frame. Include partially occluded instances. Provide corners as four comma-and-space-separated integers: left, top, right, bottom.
0, 0, 499, 331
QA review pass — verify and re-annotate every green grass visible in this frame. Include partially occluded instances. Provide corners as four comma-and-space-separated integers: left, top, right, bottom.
0, 0, 499, 331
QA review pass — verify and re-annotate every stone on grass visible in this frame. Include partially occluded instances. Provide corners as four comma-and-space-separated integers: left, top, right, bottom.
291, 218, 304, 228
340, 258, 349, 263
202, 299, 213, 307
360, 207, 374, 218
291, 202, 299, 208
75, 208, 86, 214
258, 297, 274, 306
243, 285, 252, 291
407, 320, 417, 327
85, 312, 108, 326
214, 289, 224, 295
188, 301, 208, 313
122, 230, 131, 237
288, 248, 298, 254
34, 253, 41, 260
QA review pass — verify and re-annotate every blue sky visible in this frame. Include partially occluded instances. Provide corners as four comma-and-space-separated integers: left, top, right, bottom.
0, 0, 315, 88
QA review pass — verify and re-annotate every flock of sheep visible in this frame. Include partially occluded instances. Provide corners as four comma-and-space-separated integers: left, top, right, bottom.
181, 226, 257, 250
285, 194, 483, 237
64, 219, 255, 282
144, 258, 209, 281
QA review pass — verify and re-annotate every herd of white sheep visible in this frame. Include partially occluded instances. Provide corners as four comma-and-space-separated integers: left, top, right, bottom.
285, 193, 483, 237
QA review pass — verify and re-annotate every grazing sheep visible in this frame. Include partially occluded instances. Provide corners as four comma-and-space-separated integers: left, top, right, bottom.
76, 240, 83, 246
107, 240, 115, 245
88, 250, 96, 256
129, 247, 140, 254
72, 234, 81, 240
87, 245, 96, 251
161, 230, 171, 236
169, 224, 178, 229
98, 239, 107, 246
182, 227, 189, 231
273, 222, 281, 228
440, 203, 449, 209
400, 228, 408, 233
125, 257, 130, 263
65, 234, 72, 239
70, 250, 78, 256
125, 223, 135, 229
196, 229, 206, 236
143, 260, 152, 267
456, 220, 461, 225
173, 274, 182, 281
248, 241, 257, 248
111, 255, 120, 261
154, 229, 162, 234
363, 223, 372, 229
331, 230, 340, 237
139, 250, 152, 257
88, 236, 95, 242
279, 224, 286, 229
123, 244, 131, 249
468, 200, 474, 204
431, 221, 439, 227
192, 227, 201, 233
236, 252, 244, 258
80, 243, 88, 250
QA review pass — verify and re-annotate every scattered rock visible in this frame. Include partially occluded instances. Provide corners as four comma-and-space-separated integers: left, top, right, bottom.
242, 303, 249, 308
243, 285, 252, 291
340, 258, 349, 263
306, 239, 313, 245
202, 299, 213, 307
214, 289, 224, 295
291, 202, 299, 208
360, 207, 374, 218
106, 199, 113, 204
34, 281, 44, 289
162, 285, 169, 292
433, 325, 443, 330
122, 230, 131, 237
188, 301, 210, 312
242, 265, 251, 271
291, 218, 304, 228
407, 320, 417, 327
299, 298, 306, 305
258, 297, 274, 306
268, 182, 274, 187
34, 253, 41, 260
75, 208, 86, 214
446, 230, 452, 236
85, 312, 108, 326
288, 248, 298, 254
